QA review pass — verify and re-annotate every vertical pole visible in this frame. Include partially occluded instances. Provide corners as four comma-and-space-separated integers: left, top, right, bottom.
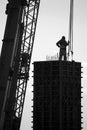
68, 0, 74, 60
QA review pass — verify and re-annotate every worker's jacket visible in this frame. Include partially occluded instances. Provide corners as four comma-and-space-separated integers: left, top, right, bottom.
56, 39, 69, 50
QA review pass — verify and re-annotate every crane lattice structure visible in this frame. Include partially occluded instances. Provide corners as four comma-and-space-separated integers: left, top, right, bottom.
15, 0, 40, 119
0, 0, 40, 130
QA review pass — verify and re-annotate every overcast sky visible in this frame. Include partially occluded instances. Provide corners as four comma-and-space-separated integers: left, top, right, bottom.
0, 0, 87, 130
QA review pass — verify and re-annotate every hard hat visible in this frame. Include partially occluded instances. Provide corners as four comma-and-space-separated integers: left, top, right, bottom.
62, 36, 65, 39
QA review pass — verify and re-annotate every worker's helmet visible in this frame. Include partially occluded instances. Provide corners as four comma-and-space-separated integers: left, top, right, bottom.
62, 36, 65, 40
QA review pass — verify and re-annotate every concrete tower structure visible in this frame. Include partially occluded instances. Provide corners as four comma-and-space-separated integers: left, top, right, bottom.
33, 60, 82, 130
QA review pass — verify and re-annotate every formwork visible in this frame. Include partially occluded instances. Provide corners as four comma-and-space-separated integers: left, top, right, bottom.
33, 60, 82, 130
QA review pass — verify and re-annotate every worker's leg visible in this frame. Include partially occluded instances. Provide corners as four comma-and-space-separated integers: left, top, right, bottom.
64, 51, 67, 61
59, 52, 62, 60
64, 55, 66, 61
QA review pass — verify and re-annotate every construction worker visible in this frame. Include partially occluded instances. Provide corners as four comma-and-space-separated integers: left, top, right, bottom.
56, 36, 69, 61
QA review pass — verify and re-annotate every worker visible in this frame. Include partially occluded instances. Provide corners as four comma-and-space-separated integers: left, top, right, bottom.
56, 36, 69, 61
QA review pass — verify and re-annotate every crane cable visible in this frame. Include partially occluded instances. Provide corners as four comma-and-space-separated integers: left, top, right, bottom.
68, 0, 74, 60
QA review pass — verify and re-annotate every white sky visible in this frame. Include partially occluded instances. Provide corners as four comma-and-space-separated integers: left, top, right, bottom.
0, 0, 87, 130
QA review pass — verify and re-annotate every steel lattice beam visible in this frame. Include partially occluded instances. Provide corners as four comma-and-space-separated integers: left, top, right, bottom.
0, 0, 40, 129
15, 0, 40, 120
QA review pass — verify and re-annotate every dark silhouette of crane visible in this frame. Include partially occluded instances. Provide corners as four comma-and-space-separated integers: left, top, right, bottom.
0, 0, 40, 130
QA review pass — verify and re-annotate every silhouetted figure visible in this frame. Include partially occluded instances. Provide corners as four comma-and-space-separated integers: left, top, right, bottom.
56, 36, 69, 61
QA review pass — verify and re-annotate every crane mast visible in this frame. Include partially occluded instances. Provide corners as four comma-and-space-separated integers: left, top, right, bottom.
0, 0, 40, 130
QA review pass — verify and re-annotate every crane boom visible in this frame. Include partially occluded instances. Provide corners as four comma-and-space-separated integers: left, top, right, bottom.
0, 0, 40, 130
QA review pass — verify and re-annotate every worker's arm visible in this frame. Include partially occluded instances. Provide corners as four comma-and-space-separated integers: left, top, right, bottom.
56, 41, 60, 47
68, 40, 70, 44
67, 40, 70, 46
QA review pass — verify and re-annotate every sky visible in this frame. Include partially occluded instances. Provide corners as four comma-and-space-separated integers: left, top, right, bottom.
0, 0, 87, 130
